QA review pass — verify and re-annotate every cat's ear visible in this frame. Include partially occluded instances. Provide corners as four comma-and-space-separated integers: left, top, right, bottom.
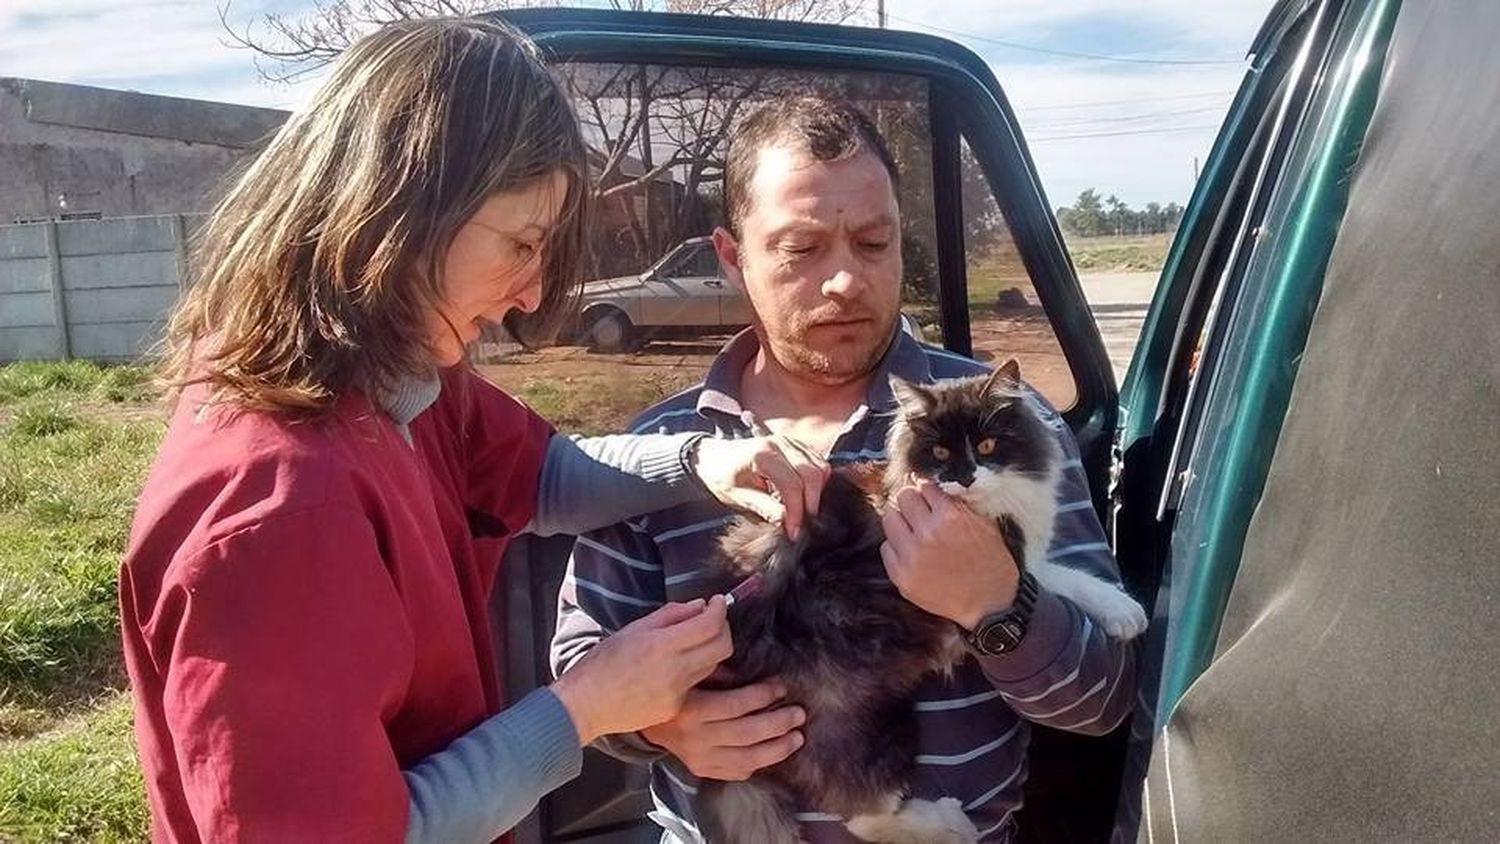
982, 359, 1023, 395
888, 375, 934, 417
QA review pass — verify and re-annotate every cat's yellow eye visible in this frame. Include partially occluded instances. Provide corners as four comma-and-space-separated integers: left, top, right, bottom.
932, 445, 951, 460
976, 438, 997, 456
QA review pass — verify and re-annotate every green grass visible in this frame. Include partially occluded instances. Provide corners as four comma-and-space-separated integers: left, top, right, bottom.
0, 360, 155, 407
507, 369, 702, 436
1067, 233, 1172, 273
0, 361, 161, 843
0, 356, 740, 839
966, 248, 1035, 312
0, 357, 701, 839
0, 399, 162, 719
0, 691, 148, 842
955, 233, 1170, 317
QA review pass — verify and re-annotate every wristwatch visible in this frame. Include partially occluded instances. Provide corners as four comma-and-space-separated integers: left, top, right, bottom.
965, 570, 1040, 655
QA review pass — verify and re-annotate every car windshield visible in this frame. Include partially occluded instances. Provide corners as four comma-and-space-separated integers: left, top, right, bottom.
674, 244, 720, 277
556, 61, 937, 294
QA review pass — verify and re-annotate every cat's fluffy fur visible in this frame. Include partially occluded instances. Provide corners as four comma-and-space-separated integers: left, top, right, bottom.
886, 363, 1149, 642
694, 361, 1146, 843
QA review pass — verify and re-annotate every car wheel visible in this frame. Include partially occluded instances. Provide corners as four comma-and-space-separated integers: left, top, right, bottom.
584, 309, 636, 353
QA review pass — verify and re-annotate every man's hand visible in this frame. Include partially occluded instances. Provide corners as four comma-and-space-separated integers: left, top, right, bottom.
690, 435, 828, 540
640, 680, 805, 781
552, 598, 732, 744
880, 480, 1021, 630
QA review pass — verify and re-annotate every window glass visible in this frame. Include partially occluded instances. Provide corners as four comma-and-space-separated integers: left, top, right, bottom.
959, 137, 1077, 409
554, 62, 937, 344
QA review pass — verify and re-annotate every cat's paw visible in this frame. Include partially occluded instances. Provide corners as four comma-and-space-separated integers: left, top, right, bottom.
845, 796, 978, 844
1093, 587, 1149, 640
904, 797, 978, 844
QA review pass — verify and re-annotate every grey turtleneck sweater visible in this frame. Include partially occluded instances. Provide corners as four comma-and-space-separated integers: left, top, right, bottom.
381, 376, 709, 844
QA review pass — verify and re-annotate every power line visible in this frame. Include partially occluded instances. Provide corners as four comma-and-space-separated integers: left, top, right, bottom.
1018, 89, 1236, 112
886, 13, 1244, 66
1027, 103, 1227, 131
1030, 123, 1222, 142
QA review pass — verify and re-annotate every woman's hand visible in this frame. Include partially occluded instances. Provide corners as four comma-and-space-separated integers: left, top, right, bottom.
690, 435, 829, 540
552, 598, 732, 744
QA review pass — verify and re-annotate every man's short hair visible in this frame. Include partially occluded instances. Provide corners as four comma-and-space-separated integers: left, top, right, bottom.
723, 96, 900, 236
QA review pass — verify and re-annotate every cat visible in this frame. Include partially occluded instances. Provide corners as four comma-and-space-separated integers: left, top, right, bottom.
885, 361, 1150, 642
693, 360, 1147, 844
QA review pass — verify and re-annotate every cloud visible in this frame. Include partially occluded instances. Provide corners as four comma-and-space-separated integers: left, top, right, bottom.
991, 61, 1246, 207
886, 0, 1272, 58
0, 0, 321, 109
0, 0, 1276, 204
885, 0, 1274, 206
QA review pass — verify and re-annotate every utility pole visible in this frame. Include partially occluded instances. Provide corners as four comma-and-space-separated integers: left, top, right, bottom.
878, 0, 886, 28
1192, 155, 1200, 182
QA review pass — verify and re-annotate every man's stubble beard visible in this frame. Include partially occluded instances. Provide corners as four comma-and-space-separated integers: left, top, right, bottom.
748, 306, 898, 388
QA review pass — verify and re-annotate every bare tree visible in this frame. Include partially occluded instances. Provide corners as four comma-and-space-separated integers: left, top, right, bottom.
668, 0, 869, 24
221, 0, 868, 83
565, 62, 777, 259
221, 0, 877, 269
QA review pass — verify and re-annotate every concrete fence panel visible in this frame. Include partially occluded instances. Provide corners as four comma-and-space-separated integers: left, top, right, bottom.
0, 214, 196, 363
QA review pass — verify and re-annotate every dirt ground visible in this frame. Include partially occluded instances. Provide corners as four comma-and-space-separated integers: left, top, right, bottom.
478, 338, 722, 434
480, 308, 1082, 433
483, 337, 720, 389
968, 310, 1077, 409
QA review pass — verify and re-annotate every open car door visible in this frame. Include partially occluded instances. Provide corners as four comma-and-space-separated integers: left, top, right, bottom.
488, 8, 1126, 843
498, 2, 1500, 840
1107, 0, 1500, 838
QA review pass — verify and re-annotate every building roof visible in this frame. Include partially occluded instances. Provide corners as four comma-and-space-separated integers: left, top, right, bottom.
1, 77, 289, 149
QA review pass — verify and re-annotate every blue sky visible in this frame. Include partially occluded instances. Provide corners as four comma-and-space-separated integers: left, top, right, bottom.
0, 0, 1274, 208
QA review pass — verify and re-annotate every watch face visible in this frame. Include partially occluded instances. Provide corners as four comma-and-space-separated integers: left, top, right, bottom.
979, 618, 1027, 654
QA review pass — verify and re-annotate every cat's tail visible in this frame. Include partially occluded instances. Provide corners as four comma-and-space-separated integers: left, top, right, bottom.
697, 778, 804, 844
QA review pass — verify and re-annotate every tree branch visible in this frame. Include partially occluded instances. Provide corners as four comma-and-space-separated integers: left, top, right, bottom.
597, 155, 695, 199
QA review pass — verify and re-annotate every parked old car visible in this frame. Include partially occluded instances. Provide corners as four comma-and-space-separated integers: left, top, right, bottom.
494, 1, 1500, 841
575, 236, 929, 353
575, 236, 751, 352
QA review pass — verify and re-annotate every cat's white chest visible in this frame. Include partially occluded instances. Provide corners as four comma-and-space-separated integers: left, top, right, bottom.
941, 467, 1059, 564
942, 468, 1148, 640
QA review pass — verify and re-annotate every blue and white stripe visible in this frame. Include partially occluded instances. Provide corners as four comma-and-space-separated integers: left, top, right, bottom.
553, 333, 1134, 844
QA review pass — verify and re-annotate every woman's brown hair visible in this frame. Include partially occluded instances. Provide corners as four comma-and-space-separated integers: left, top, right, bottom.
161, 16, 588, 414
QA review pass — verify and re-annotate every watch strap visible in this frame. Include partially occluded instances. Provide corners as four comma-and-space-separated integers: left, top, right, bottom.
966, 569, 1040, 655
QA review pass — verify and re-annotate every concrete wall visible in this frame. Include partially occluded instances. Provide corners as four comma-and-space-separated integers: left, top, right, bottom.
0, 78, 288, 223
0, 215, 196, 363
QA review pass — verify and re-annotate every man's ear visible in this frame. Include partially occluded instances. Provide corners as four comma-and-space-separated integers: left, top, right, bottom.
712, 227, 746, 293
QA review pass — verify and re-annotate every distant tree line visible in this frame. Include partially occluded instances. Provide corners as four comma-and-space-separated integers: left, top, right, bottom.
1056, 188, 1184, 237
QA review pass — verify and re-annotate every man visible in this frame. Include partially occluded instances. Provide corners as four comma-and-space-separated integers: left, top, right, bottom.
552, 96, 1135, 842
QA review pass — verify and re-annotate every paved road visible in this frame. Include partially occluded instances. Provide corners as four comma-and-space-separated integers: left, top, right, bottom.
1079, 271, 1159, 379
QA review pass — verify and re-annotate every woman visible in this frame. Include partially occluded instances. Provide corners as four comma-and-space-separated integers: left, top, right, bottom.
118, 17, 823, 843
